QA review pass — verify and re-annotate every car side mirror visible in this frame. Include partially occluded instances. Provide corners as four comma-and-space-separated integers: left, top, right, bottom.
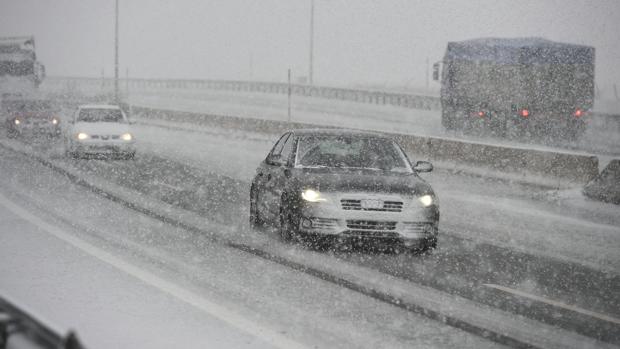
266, 154, 286, 167
413, 160, 433, 173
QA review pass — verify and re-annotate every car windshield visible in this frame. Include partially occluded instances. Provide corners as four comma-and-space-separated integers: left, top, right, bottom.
295, 135, 412, 172
3, 100, 52, 115
77, 108, 124, 123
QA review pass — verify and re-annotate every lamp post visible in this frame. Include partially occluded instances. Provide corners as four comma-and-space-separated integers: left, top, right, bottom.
308, 0, 314, 85
114, 0, 119, 103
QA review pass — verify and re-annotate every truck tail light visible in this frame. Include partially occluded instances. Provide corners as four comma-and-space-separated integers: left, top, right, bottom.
574, 109, 583, 117
520, 109, 530, 118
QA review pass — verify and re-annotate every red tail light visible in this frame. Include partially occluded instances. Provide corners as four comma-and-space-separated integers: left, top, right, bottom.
574, 109, 583, 117
520, 109, 530, 117
477, 111, 485, 117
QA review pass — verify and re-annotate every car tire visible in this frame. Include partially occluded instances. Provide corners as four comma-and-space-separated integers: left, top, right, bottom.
415, 237, 437, 254
249, 185, 264, 228
279, 204, 298, 243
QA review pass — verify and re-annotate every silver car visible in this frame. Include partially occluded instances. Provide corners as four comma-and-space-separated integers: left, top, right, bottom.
250, 129, 439, 252
64, 104, 136, 159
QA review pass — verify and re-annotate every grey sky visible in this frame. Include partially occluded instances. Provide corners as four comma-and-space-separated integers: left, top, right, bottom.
1, 0, 619, 89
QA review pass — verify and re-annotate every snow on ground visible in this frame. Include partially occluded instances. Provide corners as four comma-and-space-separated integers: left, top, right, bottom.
131, 120, 620, 273
0, 146, 504, 349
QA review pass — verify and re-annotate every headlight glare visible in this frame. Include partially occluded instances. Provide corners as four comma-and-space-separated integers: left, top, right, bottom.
77, 132, 89, 140
52, 118, 59, 125
418, 194, 433, 207
14, 119, 20, 125
302, 189, 326, 202
121, 133, 133, 141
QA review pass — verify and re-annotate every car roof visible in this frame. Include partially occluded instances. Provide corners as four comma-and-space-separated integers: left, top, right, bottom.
78, 104, 122, 110
289, 128, 391, 139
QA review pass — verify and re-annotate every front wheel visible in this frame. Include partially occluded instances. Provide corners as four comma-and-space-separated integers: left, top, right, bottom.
412, 237, 437, 254
279, 205, 299, 242
249, 185, 264, 228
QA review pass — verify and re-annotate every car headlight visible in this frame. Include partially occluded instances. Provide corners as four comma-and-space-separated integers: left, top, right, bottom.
302, 189, 326, 202
14, 119, 20, 125
77, 132, 89, 140
418, 194, 434, 207
52, 118, 59, 125
121, 133, 133, 141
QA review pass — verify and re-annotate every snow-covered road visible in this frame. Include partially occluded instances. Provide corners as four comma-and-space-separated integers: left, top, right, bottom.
0, 146, 505, 349
1, 93, 619, 348
125, 87, 620, 158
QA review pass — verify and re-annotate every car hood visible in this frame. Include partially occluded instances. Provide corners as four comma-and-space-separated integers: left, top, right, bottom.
290, 167, 434, 196
73, 122, 131, 135
14, 112, 55, 120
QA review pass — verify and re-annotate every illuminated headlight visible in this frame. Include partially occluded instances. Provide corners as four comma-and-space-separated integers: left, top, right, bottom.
301, 189, 326, 202
14, 119, 20, 125
52, 118, 59, 125
77, 132, 89, 140
121, 133, 133, 141
418, 195, 434, 207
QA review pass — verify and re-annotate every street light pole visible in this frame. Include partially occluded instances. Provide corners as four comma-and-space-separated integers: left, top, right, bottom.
308, 0, 314, 85
114, 0, 119, 103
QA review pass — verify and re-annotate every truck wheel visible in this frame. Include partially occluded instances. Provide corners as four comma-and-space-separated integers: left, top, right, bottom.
566, 121, 586, 141
441, 107, 456, 131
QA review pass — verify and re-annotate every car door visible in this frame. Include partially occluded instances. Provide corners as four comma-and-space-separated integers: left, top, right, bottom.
260, 132, 296, 221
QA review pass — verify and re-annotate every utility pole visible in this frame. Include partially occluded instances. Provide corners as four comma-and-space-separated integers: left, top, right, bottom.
114, 0, 119, 103
308, 0, 314, 85
425, 57, 429, 89
287, 68, 292, 122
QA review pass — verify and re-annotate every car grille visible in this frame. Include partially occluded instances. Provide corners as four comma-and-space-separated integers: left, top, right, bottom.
346, 220, 397, 231
91, 135, 120, 140
340, 199, 403, 212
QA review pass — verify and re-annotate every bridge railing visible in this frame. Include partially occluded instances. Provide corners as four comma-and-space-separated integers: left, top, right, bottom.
43, 76, 442, 111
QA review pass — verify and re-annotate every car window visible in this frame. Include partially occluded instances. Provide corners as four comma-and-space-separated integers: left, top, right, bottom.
77, 108, 124, 123
269, 132, 290, 157
279, 134, 296, 164
295, 135, 412, 172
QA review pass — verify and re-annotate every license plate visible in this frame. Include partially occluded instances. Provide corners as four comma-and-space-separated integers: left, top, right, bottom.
361, 199, 383, 209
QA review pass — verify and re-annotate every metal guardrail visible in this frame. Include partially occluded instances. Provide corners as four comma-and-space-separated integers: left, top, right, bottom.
43, 76, 442, 111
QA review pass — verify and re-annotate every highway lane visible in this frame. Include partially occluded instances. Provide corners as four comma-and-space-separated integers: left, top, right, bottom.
123, 87, 620, 158
0, 145, 508, 349
2, 124, 618, 344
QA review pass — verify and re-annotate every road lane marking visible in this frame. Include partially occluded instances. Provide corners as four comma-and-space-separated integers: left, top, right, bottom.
483, 283, 620, 326
0, 192, 307, 349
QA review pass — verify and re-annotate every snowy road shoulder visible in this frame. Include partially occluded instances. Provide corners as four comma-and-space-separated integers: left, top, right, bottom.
0, 192, 295, 349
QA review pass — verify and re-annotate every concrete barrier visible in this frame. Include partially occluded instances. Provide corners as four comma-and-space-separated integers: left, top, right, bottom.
583, 159, 620, 204
132, 106, 600, 187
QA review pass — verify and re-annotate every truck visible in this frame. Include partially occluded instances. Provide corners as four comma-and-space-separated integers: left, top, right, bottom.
0, 36, 45, 97
433, 37, 595, 140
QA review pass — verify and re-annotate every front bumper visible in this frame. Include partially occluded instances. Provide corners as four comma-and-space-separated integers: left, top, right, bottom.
10, 124, 61, 136
296, 195, 439, 245
71, 140, 136, 155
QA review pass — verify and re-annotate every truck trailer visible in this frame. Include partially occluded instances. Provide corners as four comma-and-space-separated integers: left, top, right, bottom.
434, 37, 595, 140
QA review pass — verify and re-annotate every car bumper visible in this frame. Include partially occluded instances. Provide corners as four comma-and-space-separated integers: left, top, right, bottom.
71, 141, 136, 155
297, 201, 439, 245
10, 125, 61, 136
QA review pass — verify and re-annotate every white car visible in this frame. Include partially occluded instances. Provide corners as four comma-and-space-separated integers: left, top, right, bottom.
64, 104, 136, 159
